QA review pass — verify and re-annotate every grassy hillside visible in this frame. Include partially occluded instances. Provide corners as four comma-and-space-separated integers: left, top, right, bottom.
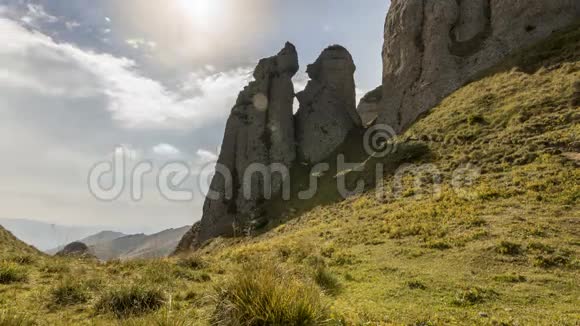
0, 226, 41, 257
0, 28, 578, 325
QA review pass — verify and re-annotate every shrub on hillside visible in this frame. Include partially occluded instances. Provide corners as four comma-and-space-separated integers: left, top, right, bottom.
495, 241, 523, 256
0, 263, 28, 284
212, 263, 327, 325
50, 279, 90, 307
177, 255, 206, 270
313, 266, 341, 295
452, 287, 497, 306
95, 284, 165, 318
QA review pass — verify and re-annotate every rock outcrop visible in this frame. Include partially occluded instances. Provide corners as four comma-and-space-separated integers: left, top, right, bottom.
356, 86, 382, 127
56, 242, 92, 258
295, 45, 362, 164
180, 43, 299, 250
359, 0, 580, 130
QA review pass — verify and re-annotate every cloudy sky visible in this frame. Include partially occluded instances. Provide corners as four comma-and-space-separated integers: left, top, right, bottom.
0, 0, 389, 232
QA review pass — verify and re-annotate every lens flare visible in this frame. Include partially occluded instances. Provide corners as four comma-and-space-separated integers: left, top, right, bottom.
179, 0, 221, 29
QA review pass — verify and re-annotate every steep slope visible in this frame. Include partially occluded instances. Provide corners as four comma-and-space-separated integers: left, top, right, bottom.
0, 225, 41, 257
120, 226, 191, 260
89, 227, 190, 261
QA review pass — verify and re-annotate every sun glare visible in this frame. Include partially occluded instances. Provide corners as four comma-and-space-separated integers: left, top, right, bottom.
179, 0, 222, 29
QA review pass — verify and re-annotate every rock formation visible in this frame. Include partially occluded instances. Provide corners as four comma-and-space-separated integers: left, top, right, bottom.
56, 242, 92, 258
295, 45, 362, 164
179, 43, 299, 250
359, 0, 580, 130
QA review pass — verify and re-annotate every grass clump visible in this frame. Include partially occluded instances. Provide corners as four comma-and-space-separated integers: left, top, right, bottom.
50, 279, 90, 307
493, 274, 527, 283
95, 284, 165, 318
452, 287, 497, 306
533, 254, 571, 269
177, 255, 206, 270
406, 280, 427, 290
0, 263, 28, 284
495, 241, 523, 256
213, 263, 327, 326
426, 240, 452, 250
313, 266, 341, 295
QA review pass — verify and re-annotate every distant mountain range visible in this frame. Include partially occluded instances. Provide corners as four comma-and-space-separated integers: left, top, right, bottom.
0, 219, 191, 260
0, 218, 117, 251
47, 226, 191, 260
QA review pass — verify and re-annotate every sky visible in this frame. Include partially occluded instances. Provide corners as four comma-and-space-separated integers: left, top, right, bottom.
0, 0, 390, 232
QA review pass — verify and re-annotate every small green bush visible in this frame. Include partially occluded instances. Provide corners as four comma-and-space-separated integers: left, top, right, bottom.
95, 284, 165, 318
212, 263, 327, 325
495, 241, 522, 256
426, 240, 452, 250
0, 263, 28, 284
533, 254, 570, 268
177, 255, 206, 270
50, 279, 90, 306
313, 266, 341, 295
527, 242, 555, 254
452, 287, 497, 306
406, 280, 427, 290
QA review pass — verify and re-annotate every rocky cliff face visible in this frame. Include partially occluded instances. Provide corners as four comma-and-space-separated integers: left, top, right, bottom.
359, 0, 580, 130
295, 45, 362, 164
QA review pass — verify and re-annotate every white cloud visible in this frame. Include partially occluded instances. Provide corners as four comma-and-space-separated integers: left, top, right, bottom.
0, 18, 252, 130
126, 38, 156, 50
152, 143, 181, 156
196, 149, 218, 163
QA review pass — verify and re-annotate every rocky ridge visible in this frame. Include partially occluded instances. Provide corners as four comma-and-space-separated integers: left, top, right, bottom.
359, 0, 580, 131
